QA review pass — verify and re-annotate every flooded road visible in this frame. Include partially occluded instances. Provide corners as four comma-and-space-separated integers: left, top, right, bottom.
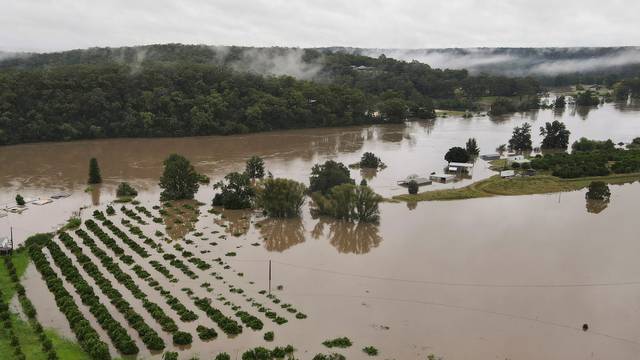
2, 101, 640, 359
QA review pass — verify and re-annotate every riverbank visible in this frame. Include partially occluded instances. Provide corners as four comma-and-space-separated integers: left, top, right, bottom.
393, 173, 640, 202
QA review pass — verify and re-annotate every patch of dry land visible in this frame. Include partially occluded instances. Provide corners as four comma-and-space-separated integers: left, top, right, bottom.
393, 173, 640, 202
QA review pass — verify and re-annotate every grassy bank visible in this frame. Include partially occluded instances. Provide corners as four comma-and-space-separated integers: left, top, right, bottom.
0, 249, 90, 360
394, 173, 640, 202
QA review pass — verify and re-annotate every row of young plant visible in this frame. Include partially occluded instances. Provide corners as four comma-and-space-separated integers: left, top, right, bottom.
27, 236, 111, 360
129, 264, 199, 322
241, 345, 295, 360
91, 213, 150, 258
120, 206, 147, 225
192, 297, 243, 335
0, 279, 27, 360
213, 294, 264, 330
71, 228, 178, 340
210, 255, 307, 322
3, 257, 59, 360
82, 218, 134, 264
47, 235, 141, 354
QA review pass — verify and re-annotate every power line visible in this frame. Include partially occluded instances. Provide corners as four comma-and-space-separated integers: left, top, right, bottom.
285, 292, 640, 347
254, 260, 640, 289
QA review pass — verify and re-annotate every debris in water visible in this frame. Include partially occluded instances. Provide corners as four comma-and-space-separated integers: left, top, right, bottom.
582, 323, 589, 331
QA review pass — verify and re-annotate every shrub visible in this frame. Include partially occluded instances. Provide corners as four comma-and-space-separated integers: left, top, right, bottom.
256, 178, 306, 217
322, 337, 352, 348
213, 172, 255, 209
359, 152, 384, 168
264, 331, 274, 341
196, 325, 217, 340
163, 352, 178, 360
116, 182, 138, 197
16, 194, 25, 206
309, 160, 354, 194
363, 346, 379, 356
242, 347, 271, 360
312, 184, 381, 223
172, 331, 193, 345
215, 353, 231, 360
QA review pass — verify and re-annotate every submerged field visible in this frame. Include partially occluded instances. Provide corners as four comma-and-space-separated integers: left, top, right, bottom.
2, 100, 640, 359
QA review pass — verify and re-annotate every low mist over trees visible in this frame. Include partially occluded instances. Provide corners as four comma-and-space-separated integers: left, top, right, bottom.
0, 44, 544, 146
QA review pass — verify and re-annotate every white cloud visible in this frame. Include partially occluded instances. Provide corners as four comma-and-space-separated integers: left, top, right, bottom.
0, 0, 639, 52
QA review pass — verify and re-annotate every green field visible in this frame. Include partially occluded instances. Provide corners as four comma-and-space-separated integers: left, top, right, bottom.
0, 250, 90, 360
394, 173, 640, 202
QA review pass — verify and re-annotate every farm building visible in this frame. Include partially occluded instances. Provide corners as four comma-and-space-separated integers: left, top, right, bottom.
430, 173, 456, 183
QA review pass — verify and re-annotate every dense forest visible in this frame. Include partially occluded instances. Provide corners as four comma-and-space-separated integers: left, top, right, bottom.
0, 44, 545, 145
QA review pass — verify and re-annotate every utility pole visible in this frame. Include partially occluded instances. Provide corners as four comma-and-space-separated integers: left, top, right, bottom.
10, 226, 13, 254
268, 260, 272, 295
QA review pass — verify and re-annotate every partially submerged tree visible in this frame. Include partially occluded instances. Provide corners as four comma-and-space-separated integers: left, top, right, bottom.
465, 138, 480, 156
309, 160, 354, 194
496, 144, 507, 154
508, 122, 533, 152
15, 194, 25, 206
586, 181, 611, 201
116, 182, 138, 198
88, 157, 102, 184
540, 121, 571, 149
256, 178, 306, 217
554, 95, 566, 109
311, 184, 382, 223
359, 152, 384, 169
444, 147, 470, 163
212, 172, 255, 209
159, 154, 200, 201
245, 155, 265, 179
407, 180, 419, 195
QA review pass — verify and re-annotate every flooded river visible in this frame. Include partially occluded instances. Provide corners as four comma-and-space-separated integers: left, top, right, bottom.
2, 100, 640, 359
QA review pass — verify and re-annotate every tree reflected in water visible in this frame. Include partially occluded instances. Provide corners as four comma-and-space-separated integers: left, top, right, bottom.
312, 218, 382, 254
214, 208, 251, 237
257, 217, 305, 252
90, 185, 101, 206
585, 199, 610, 214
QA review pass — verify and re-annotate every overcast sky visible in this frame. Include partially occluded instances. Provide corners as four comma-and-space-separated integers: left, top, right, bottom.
1, 0, 639, 52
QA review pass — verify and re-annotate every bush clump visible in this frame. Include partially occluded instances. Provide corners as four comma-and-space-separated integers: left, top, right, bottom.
116, 182, 138, 197
172, 331, 193, 345
322, 337, 352, 348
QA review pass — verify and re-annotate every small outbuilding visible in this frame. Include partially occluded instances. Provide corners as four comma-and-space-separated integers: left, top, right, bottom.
430, 173, 456, 183
0, 237, 12, 255
480, 153, 501, 161
500, 170, 516, 178
447, 162, 474, 173
398, 174, 432, 186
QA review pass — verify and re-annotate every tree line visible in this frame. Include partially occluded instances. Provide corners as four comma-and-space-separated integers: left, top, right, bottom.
0, 44, 543, 145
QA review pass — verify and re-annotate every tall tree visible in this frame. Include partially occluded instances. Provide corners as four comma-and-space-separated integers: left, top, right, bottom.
508, 123, 533, 152
245, 155, 265, 179
444, 147, 470, 163
309, 160, 354, 194
87, 158, 102, 184
159, 154, 199, 200
540, 121, 571, 149
465, 138, 480, 156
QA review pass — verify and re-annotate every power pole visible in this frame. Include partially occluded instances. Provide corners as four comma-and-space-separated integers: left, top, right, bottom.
268, 260, 272, 295
10, 226, 13, 254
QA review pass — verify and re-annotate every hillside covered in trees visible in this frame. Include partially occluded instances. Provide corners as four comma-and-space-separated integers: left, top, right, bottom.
0, 44, 540, 145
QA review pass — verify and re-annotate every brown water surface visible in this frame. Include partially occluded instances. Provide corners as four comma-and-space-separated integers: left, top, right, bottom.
2, 101, 640, 359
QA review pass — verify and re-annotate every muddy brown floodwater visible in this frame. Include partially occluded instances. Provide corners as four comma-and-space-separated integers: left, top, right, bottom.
2, 100, 640, 359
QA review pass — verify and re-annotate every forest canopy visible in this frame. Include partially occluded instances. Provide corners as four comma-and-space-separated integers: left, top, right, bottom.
0, 44, 544, 145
